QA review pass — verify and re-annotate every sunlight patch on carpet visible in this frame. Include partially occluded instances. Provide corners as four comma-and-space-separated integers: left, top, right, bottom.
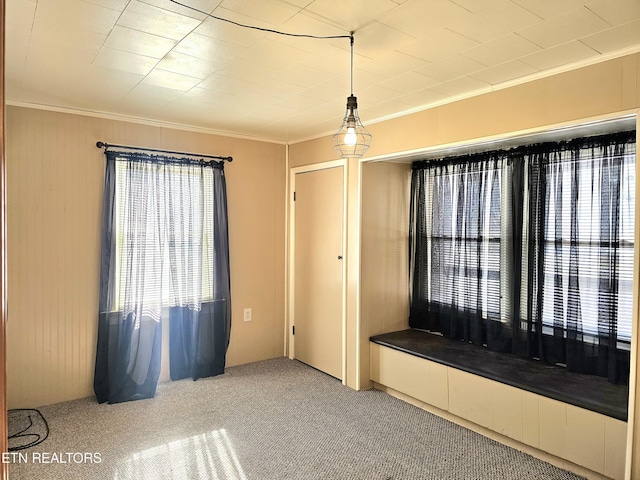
113, 429, 247, 480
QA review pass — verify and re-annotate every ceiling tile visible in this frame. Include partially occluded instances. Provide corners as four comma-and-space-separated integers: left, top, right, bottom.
196, 73, 256, 94
156, 51, 218, 78
117, 1, 202, 41
138, 0, 223, 19
327, 68, 390, 91
395, 88, 448, 107
24, 45, 96, 76
416, 55, 486, 82
274, 93, 327, 110
7, 0, 37, 29
94, 47, 159, 75
5, 24, 31, 82
379, 0, 473, 38
35, 0, 120, 36
122, 83, 185, 106
469, 59, 539, 84
461, 33, 541, 67
398, 28, 479, 63
306, 0, 399, 30
359, 84, 405, 104
511, 0, 587, 20
79, 64, 144, 90
142, 69, 202, 91
268, 104, 336, 128
238, 38, 311, 69
362, 98, 418, 117
580, 19, 640, 54
104, 25, 177, 58
446, 0, 540, 43
252, 104, 300, 121
174, 33, 247, 62
75, 65, 144, 102
17, 78, 85, 106
245, 78, 308, 98
359, 51, 428, 78
429, 75, 491, 96
587, 0, 640, 27
27, 22, 106, 57
379, 71, 440, 93
174, 86, 235, 105
282, 0, 316, 7
270, 62, 337, 87
240, 107, 298, 127
298, 82, 345, 101
293, 44, 352, 76
194, 12, 270, 47
519, 40, 599, 70
229, 89, 281, 108
83, 0, 130, 11
517, 7, 611, 49
218, 0, 301, 25
214, 58, 280, 84
21, 53, 90, 98
449, 0, 503, 13
265, 12, 347, 54
352, 22, 417, 60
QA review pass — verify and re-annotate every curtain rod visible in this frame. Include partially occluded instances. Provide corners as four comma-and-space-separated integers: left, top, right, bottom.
96, 141, 233, 162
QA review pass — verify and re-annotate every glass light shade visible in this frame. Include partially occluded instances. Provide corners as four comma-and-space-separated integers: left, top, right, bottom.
332, 95, 372, 158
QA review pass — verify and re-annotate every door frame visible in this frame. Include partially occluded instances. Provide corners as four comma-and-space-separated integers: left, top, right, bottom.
1, 0, 8, 475
287, 159, 347, 384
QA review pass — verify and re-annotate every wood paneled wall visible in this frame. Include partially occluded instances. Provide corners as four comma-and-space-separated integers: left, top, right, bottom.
359, 161, 411, 388
5, 106, 286, 408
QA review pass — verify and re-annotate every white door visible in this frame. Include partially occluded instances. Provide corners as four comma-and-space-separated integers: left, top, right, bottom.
293, 166, 344, 379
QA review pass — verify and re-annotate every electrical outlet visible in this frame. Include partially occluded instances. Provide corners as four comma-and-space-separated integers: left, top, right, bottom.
243, 308, 252, 322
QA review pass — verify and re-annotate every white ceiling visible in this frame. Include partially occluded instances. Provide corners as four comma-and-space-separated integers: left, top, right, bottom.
6, 0, 640, 143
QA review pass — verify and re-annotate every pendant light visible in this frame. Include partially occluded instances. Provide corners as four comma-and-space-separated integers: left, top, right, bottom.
332, 34, 372, 158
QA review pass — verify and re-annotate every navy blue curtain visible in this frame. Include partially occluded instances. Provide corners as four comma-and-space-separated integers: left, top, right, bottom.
94, 151, 231, 404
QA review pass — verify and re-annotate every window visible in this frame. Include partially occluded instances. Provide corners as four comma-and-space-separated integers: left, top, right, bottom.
410, 131, 635, 383
112, 159, 215, 319
531, 146, 635, 346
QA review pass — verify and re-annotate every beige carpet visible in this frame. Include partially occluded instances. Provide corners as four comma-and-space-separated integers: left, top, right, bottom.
8, 357, 585, 480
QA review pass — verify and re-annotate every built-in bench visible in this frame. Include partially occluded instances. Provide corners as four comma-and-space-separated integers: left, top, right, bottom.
369, 329, 629, 479
370, 329, 628, 421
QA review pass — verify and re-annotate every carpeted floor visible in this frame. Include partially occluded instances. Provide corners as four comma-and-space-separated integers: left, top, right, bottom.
8, 357, 585, 480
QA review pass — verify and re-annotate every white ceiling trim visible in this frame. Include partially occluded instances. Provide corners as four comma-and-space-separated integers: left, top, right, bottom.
5, 100, 289, 146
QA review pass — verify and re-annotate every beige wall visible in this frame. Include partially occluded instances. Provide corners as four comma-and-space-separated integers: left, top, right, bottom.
6, 106, 286, 408
359, 161, 411, 387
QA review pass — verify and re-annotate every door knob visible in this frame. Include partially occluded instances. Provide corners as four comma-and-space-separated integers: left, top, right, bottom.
338, 255, 343, 259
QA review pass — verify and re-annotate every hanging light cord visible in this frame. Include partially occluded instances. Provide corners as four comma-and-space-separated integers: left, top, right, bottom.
169, 0, 353, 42
350, 35, 354, 96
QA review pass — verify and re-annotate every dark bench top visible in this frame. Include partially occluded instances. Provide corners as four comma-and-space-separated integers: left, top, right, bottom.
370, 329, 628, 421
